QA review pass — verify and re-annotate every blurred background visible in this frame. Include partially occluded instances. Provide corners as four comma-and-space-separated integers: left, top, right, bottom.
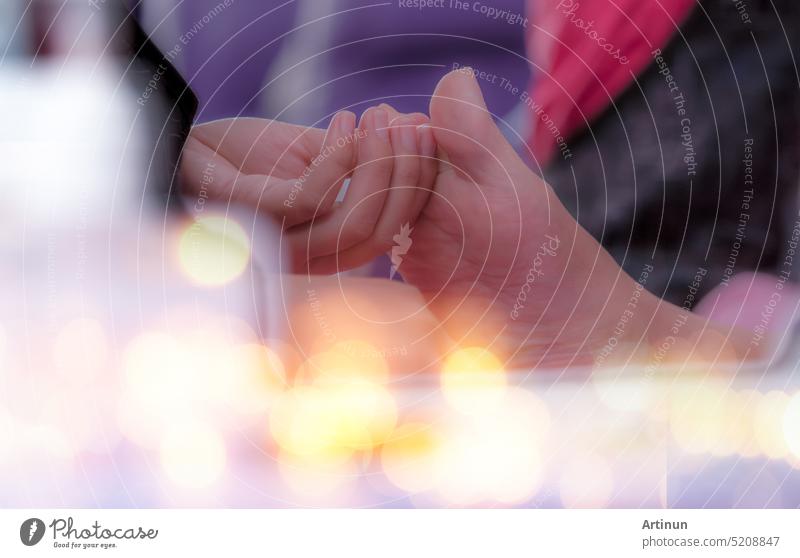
1, 0, 799, 508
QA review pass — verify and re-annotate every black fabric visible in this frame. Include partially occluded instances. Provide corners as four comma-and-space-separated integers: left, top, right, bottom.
541, 0, 800, 306
112, 1, 198, 212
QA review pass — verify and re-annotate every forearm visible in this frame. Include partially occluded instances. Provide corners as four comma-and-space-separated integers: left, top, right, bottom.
505, 271, 755, 371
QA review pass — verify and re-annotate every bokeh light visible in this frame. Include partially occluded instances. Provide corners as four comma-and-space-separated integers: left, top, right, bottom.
223, 343, 287, 415
296, 342, 388, 386
0, 322, 7, 374
269, 386, 348, 458
670, 382, 743, 456
118, 331, 193, 446
381, 421, 441, 494
559, 455, 614, 508
270, 380, 397, 456
117, 326, 274, 447
441, 347, 506, 414
39, 383, 120, 456
278, 449, 357, 502
755, 391, 791, 460
323, 381, 397, 450
784, 392, 800, 459
433, 387, 548, 505
53, 318, 109, 382
733, 389, 761, 459
178, 215, 250, 286
0, 409, 11, 465
593, 374, 656, 414
160, 421, 227, 490
20, 423, 75, 464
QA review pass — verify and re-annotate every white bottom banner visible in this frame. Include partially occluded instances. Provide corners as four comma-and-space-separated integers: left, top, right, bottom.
1, 509, 797, 557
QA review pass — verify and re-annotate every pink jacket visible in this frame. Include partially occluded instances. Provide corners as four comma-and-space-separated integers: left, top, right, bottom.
527, 0, 695, 162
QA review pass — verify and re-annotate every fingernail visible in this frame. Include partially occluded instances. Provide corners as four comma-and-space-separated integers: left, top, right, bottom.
455, 66, 485, 107
357, 107, 372, 129
373, 108, 389, 142
417, 124, 436, 157
324, 114, 338, 144
336, 111, 356, 138
392, 117, 417, 151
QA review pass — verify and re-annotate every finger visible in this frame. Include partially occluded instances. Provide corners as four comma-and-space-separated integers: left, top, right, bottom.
187, 118, 324, 175
180, 136, 297, 218
181, 134, 243, 202
182, 112, 357, 228
380, 106, 438, 229
278, 110, 357, 226
309, 114, 427, 274
378, 103, 401, 117
429, 68, 518, 180
286, 106, 393, 268
408, 120, 437, 223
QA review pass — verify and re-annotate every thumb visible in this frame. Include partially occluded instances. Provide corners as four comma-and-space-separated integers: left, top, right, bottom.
429, 68, 517, 177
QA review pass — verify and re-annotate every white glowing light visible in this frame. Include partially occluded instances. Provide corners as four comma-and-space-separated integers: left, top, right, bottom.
381, 422, 441, 494
752, 391, 790, 459
277, 450, 356, 502
40, 383, 120, 455
0, 66, 144, 227
0, 322, 6, 366
670, 382, 743, 456
270, 380, 397, 456
0, 410, 14, 465
177, 327, 249, 415
559, 455, 614, 508
118, 324, 281, 447
53, 318, 109, 382
732, 390, 761, 458
441, 347, 506, 414
224, 344, 286, 415
23, 424, 75, 464
784, 392, 800, 460
322, 382, 397, 450
270, 387, 343, 458
296, 350, 361, 386
330, 340, 390, 384
178, 216, 251, 286
433, 388, 548, 505
593, 374, 656, 414
160, 422, 227, 489
119, 331, 223, 446
295, 342, 390, 388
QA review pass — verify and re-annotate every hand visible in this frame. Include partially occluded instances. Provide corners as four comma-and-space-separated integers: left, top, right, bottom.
181, 114, 356, 228
181, 109, 436, 272
374, 69, 749, 367
181, 72, 751, 368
